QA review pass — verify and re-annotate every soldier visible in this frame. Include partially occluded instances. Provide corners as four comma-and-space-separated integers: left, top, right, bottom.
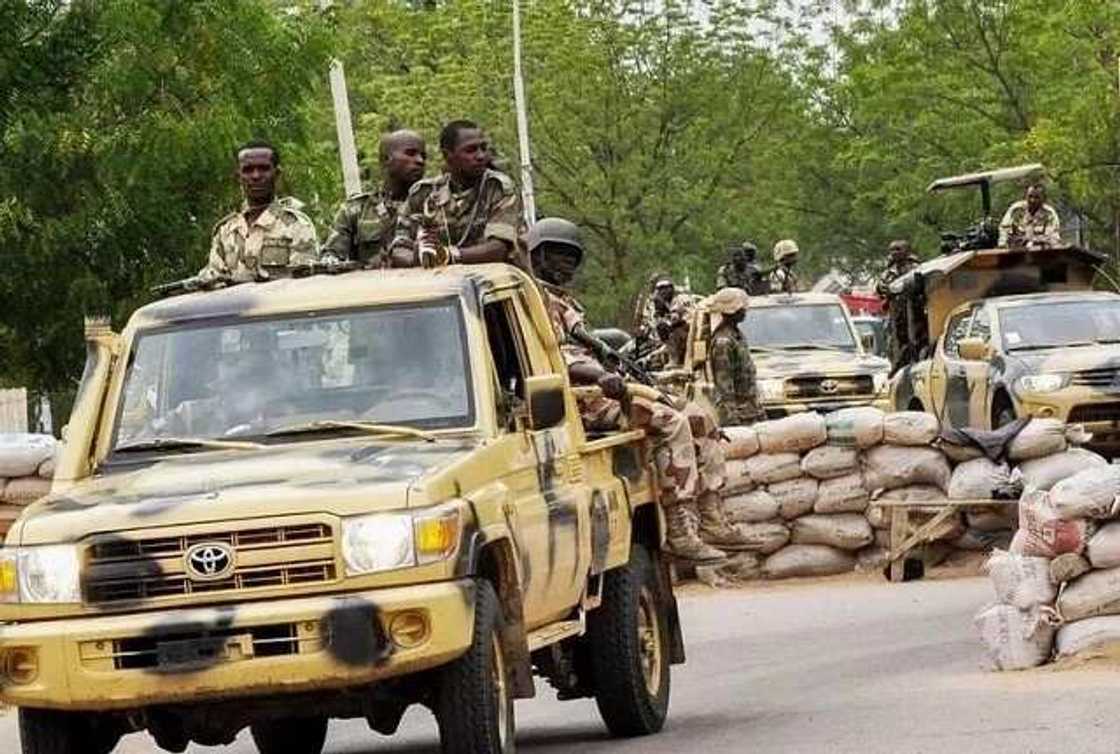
716, 241, 764, 295
636, 277, 694, 369
876, 240, 920, 370
322, 129, 427, 267
706, 288, 765, 425
200, 140, 319, 283
528, 217, 753, 561
768, 239, 800, 293
999, 184, 1061, 249
389, 119, 527, 269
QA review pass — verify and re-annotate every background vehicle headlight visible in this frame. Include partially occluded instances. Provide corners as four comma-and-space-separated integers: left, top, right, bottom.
1016, 374, 1068, 394
0, 546, 82, 604
758, 379, 785, 402
873, 372, 889, 395
342, 514, 415, 576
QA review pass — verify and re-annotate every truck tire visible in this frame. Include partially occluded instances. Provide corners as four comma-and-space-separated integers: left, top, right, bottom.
436, 580, 514, 754
19, 708, 118, 754
250, 717, 328, 754
587, 543, 671, 737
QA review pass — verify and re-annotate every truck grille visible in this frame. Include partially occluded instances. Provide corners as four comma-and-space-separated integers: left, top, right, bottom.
785, 375, 873, 400
1068, 402, 1120, 425
84, 523, 337, 605
1070, 367, 1120, 388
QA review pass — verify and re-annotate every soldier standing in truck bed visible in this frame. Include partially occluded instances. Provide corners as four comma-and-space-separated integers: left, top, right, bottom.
716, 241, 765, 295
768, 239, 800, 294
999, 184, 1062, 249
876, 240, 920, 370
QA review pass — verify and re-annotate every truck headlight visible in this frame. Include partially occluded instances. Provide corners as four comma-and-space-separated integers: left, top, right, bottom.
341, 507, 464, 576
0, 546, 82, 604
1016, 374, 1068, 394
873, 372, 889, 395
758, 379, 785, 402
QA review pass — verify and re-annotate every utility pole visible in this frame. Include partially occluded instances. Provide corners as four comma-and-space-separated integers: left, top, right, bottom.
512, 0, 537, 224
319, 1, 362, 197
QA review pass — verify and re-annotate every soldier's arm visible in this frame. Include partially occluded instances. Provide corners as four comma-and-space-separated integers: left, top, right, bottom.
460, 181, 524, 265
321, 202, 357, 261
998, 205, 1018, 247
200, 229, 230, 280
388, 192, 422, 267
1045, 208, 1062, 246
709, 337, 736, 396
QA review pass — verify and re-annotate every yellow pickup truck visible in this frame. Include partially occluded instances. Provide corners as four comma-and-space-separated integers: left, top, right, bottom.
0, 265, 684, 754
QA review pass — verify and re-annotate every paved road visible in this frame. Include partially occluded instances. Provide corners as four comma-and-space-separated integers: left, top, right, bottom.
3, 574, 1117, 753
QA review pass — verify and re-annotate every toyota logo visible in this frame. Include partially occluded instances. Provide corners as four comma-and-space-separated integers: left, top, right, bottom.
819, 379, 840, 395
184, 542, 235, 582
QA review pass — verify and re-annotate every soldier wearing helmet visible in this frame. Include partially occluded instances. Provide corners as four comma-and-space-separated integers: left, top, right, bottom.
634, 276, 693, 369
529, 218, 752, 562
768, 239, 800, 294
876, 240, 920, 370
717, 241, 764, 295
706, 288, 764, 425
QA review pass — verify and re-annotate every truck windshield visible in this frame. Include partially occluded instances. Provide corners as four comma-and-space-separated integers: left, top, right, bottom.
1000, 299, 1120, 351
742, 304, 857, 351
112, 299, 474, 451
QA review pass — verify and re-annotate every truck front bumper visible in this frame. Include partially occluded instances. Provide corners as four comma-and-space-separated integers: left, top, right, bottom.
0, 579, 475, 711
764, 396, 890, 418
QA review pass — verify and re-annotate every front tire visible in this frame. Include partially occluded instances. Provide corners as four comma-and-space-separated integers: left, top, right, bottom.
587, 544, 671, 737
19, 709, 120, 754
436, 580, 515, 754
250, 717, 328, 754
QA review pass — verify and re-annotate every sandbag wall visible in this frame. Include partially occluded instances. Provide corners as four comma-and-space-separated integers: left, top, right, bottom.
0, 434, 58, 540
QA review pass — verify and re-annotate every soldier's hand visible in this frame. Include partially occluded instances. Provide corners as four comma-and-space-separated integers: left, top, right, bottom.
598, 373, 627, 401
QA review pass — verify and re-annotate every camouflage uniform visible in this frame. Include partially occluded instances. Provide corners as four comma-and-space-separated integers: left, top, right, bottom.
389, 169, 528, 269
716, 263, 764, 295
876, 255, 919, 370
998, 200, 1062, 248
768, 264, 798, 294
637, 292, 696, 369
322, 189, 401, 267
202, 198, 319, 282
709, 320, 764, 425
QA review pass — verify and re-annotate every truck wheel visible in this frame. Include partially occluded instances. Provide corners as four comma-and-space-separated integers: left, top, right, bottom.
587, 544, 671, 737
19, 708, 119, 754
249, 717, 328, 754
436, 580, 514, 754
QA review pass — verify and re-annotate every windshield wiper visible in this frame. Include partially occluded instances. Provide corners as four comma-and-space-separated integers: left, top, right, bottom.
266, 420, 438, 443
1009, 341, 1094, 352
115, 436, 265, 453
773, 343, 851, 351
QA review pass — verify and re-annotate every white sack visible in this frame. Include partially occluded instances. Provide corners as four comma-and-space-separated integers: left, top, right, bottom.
984, 550, 1057, 610
1049, 553, 1091, 585
743, 452, 803, 485
1055, 616, 1120, 657
863, 445, 951, 492
856, 546, 889, 572
949, 458, 1012, 501
790, 513, 873, 551
723, 490, 781, 524
1015, 489, 1093, 558
1013, 448, 1108, 493
877, 485, 947, 504
814, 473, 869, 514
824, 407, 884, 449
734, 522, 791, 554
723, 460, 754, 495
1007, 418, 1068, 462
1057, 566, 1120, 623
882, 412, 940, 446
768, 478, 818, 520
1050, 466, 1120, 520
802, 446, 859, 480
762, 544, 856, 579
974, 603, 1056, 671
755, 414, 827, 455
0, 434, 57, 478
2, 477, 52, 505
1087, 522, 1120, 570
721, 426, 761, 460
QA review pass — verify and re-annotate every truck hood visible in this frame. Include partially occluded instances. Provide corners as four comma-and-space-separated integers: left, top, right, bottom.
16, 438, 476, 545
753, 349, 890, 380
1007, 343, 1120, 376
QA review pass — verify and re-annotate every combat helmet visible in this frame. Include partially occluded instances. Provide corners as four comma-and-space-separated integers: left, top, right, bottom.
773, 239, 799, 263
528, 217, 584, 283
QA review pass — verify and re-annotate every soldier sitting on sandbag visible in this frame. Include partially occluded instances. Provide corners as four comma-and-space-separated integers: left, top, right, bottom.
528, 217, 754, 562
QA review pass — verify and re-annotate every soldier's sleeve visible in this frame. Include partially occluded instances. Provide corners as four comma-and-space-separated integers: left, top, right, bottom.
200, 224, 231, 279
389, 188, 423, 254
482, 174, 524, 256
1045, 207, 1062, 246
285, 210, 321, 266
709, 336, 735, 397
998, 204, 1018, 247
321, 201, 356, 260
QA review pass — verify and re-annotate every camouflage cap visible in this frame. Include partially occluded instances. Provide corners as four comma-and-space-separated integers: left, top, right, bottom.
706, 287, 749, 332
773, 239, 799, 262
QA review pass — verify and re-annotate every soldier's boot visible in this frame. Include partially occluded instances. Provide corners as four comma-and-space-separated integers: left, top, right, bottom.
696, 491, 755, 552
664, 502, 727, 564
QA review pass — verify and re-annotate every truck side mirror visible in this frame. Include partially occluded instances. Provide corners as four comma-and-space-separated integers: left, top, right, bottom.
958, 337, 990, 362
525, 374, 566, 431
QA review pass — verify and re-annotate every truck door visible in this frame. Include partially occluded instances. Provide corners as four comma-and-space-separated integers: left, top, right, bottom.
963, 306, 995, 427
932, 309, 975, 427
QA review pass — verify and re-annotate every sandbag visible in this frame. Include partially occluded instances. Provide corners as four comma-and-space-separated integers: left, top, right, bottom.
985, 550, 1056, 610
723, 490, 780, 524
790, 513, 873, 551
697, 552, 763, 587
856, 546, 889, 571
938, 440, 985, 463
1055, 616, 1120, 657
721, 426, 760, 461
2, 477, 52, 505
949, 458, 1012, 501
723, 460, 754, 495
866, 504, 890, 529
1057, 566, 1120, 623
824, 407, 884, 449
768, 478, 818, 520
882, 411, 940, 446
734, 521, 790, 554
1050, 553, 1091, 585
966, 506, 1016, 533
762, 544, 856, 579
874, 528, 890, 549
877, 485, 947, 504
1087, 522, 1120, 570
1013, 448, 1108, 493
1050, 466, 1120, 520
801, 446, 859, 480
0, 434, 57, 478
814, 473, 869, 514
755, 414, 827, 455
1007, 418, 1067, 462
0, 503, 21, 539
1016, 489, 1093, 558
37, 454, 55, 479
863, 446, 951, 492
743, 452, 803, 485
974, 603, 1057, 670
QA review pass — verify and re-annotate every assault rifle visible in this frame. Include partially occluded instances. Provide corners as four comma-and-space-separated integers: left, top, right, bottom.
150, 274, 232, 296
569, 325, 678, 407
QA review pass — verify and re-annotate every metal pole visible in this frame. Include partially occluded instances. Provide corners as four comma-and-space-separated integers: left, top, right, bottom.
512, 0, 537, 224
329, 60, 362, 198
